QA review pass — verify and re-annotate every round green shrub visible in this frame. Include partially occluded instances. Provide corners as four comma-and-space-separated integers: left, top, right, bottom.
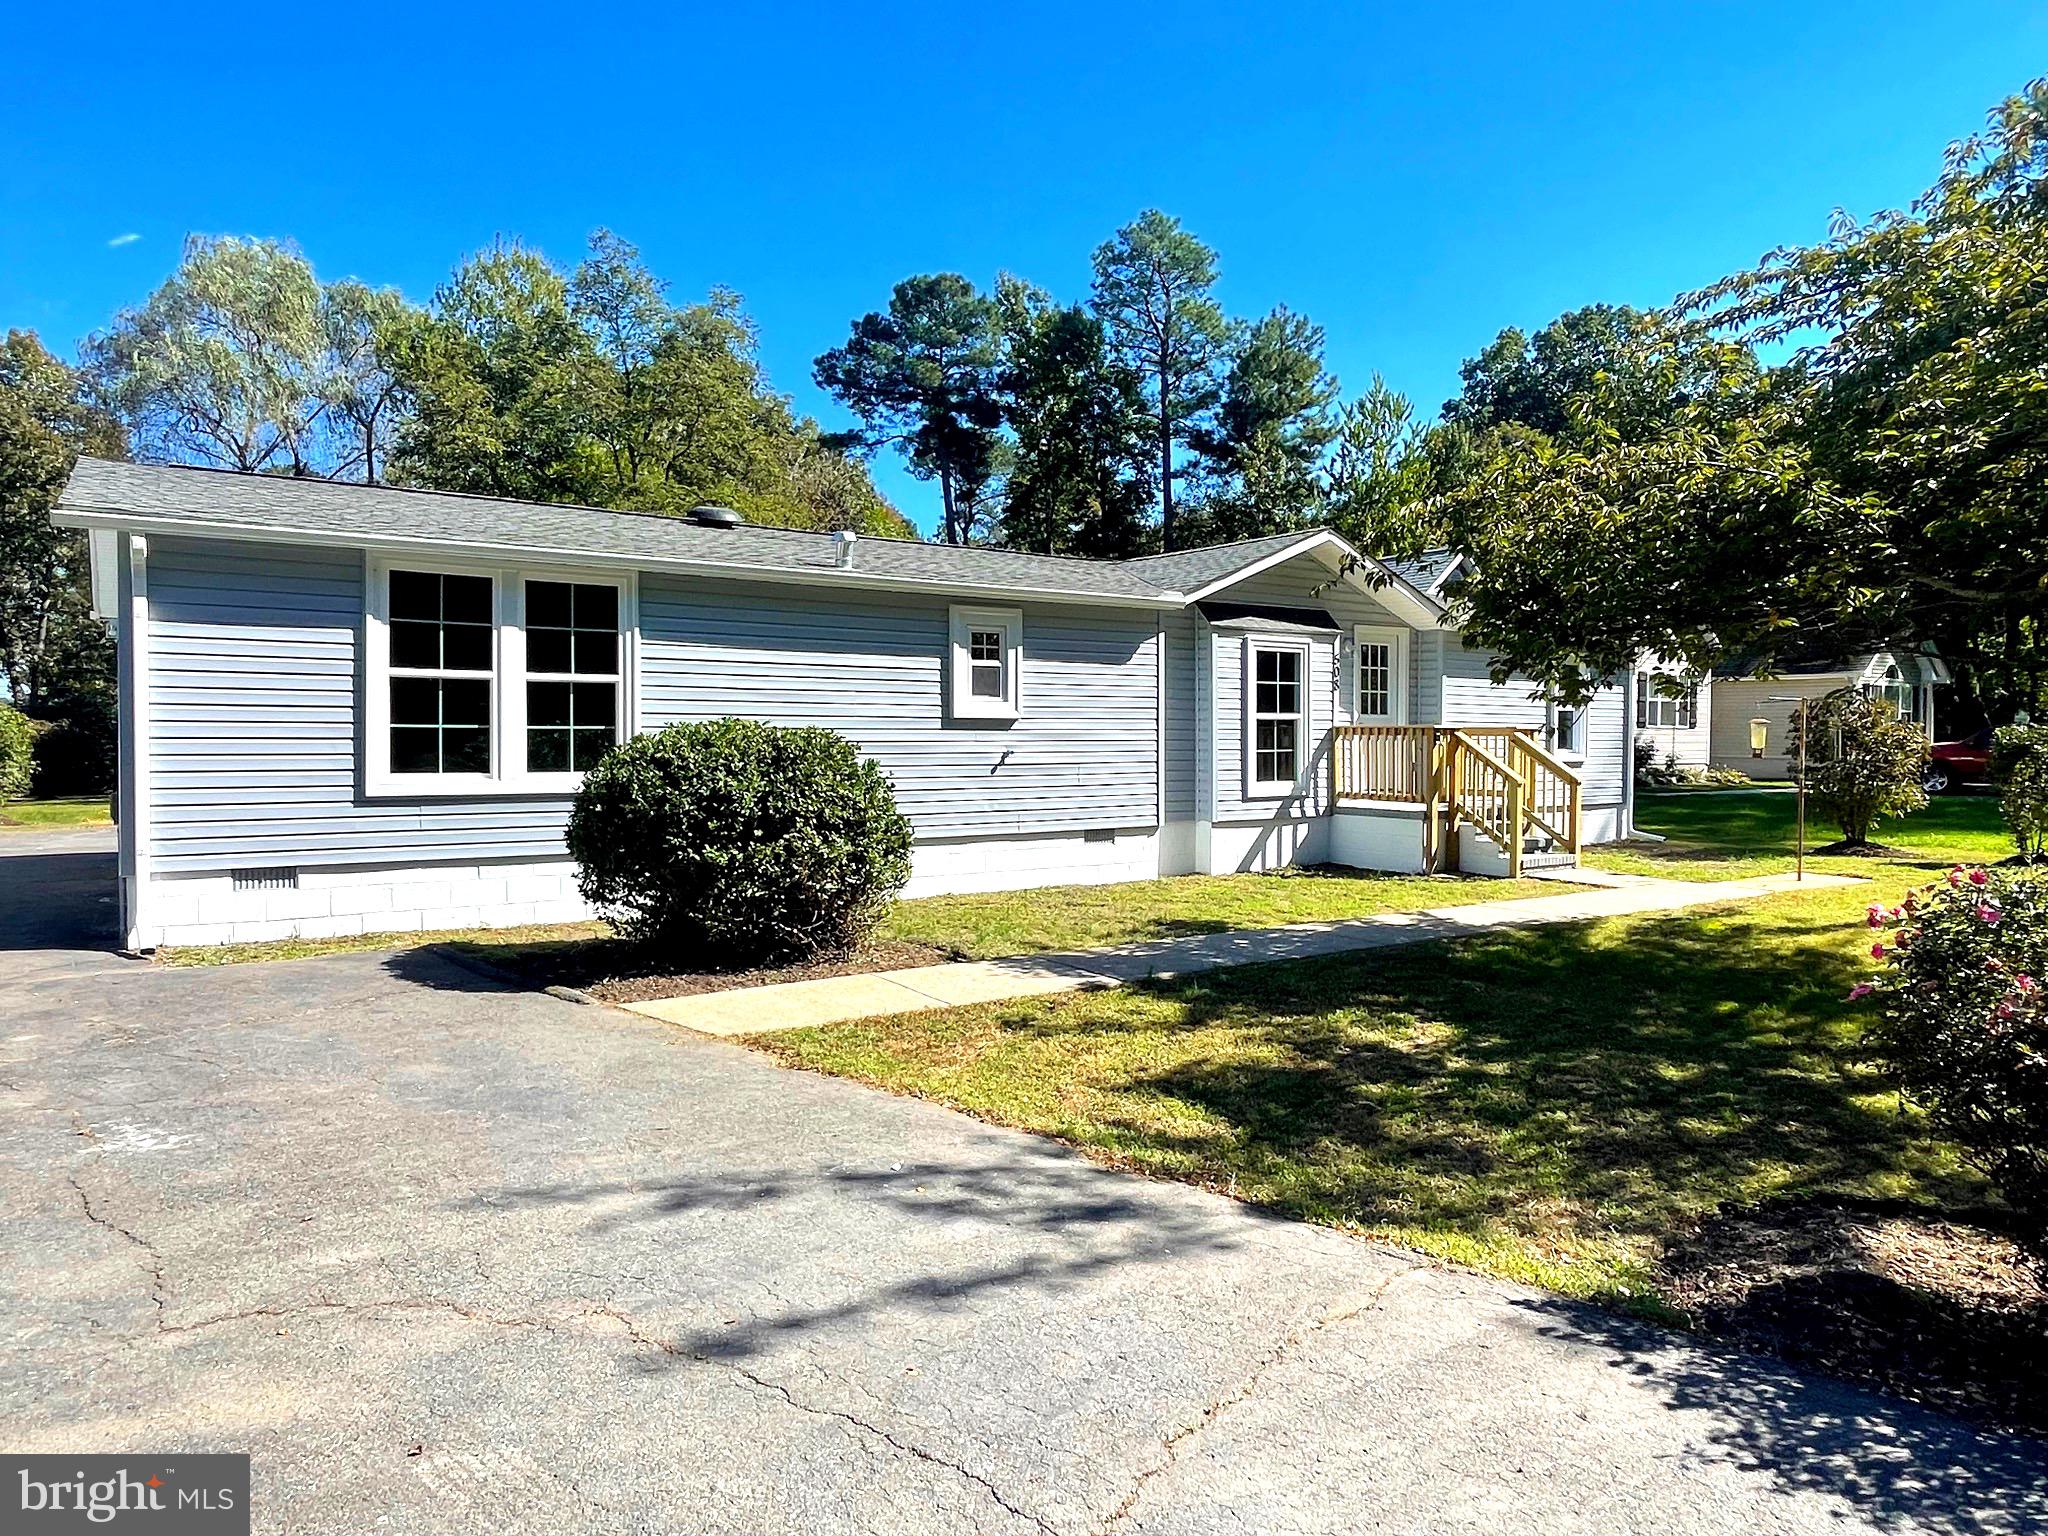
1790, 687, 1928, 847
0, 704, 34, 807
567, 719, 913, 965
1856, 867, 2048, 1257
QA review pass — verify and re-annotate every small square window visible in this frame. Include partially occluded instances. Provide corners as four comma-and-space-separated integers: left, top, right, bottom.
951, 608, 1022, 721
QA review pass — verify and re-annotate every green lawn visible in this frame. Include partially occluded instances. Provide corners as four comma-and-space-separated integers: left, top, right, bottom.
1586, 789, 2012, 881
161, 867, 1574, 967
755, 809, 2003, 1313
878, 868, 1571, 957
0, 796, 112, 829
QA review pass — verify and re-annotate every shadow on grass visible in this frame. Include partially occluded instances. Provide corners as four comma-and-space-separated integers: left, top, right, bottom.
982, 901, 1976, 1250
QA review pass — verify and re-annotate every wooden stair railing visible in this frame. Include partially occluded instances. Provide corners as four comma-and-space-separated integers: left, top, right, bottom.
1331, 723, 1583, 875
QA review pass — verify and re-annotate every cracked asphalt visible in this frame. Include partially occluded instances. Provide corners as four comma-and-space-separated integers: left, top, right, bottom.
4, 830, 2044, 1535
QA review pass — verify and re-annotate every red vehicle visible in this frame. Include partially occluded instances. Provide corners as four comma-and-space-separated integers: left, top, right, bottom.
1922, 726, 1993, 794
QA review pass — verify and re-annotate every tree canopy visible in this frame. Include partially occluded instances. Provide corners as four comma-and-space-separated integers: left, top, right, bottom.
1433, 82, 2048, 715
0, 331, 124, 715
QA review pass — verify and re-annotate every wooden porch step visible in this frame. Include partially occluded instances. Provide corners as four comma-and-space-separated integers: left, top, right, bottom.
1520, 851, 1580, 871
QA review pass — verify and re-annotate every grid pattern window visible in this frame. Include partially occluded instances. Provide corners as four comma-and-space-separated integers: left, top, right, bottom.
1251, 644, 1304, 790
1636, 672, 1699, 730
968, 627, 1006, 699
1357, 638, 1392, 718
948, 606, 1022, 720
388, 570, 494, 775
525, 580, 621, 773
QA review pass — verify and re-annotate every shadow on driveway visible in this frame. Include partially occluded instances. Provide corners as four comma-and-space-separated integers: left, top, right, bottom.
1517, 1296, 2048, 1535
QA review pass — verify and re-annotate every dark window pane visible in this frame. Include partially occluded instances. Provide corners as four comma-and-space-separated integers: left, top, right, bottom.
1272, 720, 1297, 760
391, 676, 440, 726
572, 629, 616, 675
1256, 651, 1278, 682
573, 584, 617, 631
527, 629, 572, 674
526, 580, 572, 629
1256, 682, 1279, 715
442, 678, 491, 726
390, 727, 440, 774
1276, 682, 1300, 714
444, 727, 492, 775
528, 681, 571, 728
572, 729, 611, 772
971, 663, 1003, 698
389, 570, 440, 622
390, 620, 440, 670
442, 623, 493, 673
527, 728, 571, 773
571, 682, 616, 730
443, 574, 493, 625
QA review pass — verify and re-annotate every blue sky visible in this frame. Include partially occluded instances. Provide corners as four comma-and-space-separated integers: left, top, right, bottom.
4, 2, 2041, 534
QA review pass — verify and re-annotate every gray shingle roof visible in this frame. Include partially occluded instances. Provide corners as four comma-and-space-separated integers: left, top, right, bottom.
1381, 548, 1463, 594
1122, 531, 1321, 592
54, 459, 1175, 604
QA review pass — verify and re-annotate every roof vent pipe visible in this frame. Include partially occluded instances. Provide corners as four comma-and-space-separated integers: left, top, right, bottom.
833, 530, 858, 569
687, 503, 744, 529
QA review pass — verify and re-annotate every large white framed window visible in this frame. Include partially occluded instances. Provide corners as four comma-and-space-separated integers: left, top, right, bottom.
365, 557, 633, 796
1245, 638, 1308, 797
949, 605, 1022, 722
1353, 625, 1408, 724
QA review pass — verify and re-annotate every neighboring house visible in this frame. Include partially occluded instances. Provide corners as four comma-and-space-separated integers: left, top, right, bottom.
1710, 646, 1948, 779
1634, 656, 1712, 772
56, 462, 1637, 950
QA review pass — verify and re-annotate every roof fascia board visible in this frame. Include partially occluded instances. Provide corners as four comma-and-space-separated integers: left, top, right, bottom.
1182, 529, 1447, 628
50, 507, 1187, 610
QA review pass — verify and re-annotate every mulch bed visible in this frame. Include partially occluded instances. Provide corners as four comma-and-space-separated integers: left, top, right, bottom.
1657, 1196, 2047, 1434
1809, 840, 1911, 857
472, 936, 964, 1005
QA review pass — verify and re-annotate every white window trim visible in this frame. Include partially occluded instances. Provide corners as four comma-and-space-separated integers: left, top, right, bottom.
948, 605, 1022, 722
1546, 696, 1589, 764
1244, 636, 1310, 800
1352, 624, 1409, 725
364, 554, 638, 798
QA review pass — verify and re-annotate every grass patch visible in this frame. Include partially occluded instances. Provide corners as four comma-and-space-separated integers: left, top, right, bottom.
876, 868, 1574, 958
1, 796, 112, 828
158, 920, 606, 968
158, 867, 1576, 969
1588, 790, 2010, 882
756, 870, 1977, 1310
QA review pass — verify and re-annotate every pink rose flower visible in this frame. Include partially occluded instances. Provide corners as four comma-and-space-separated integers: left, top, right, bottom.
1871, 942, 1887, 960
1978, 905, 2002, 925
1847, 983, 1874, 1001
1969, 868, 1989, 886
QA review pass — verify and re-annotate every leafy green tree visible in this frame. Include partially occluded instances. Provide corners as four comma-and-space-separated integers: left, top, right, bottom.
89, 235, 332, 474
814, 274, 1003, 545
1184, 306, 1340, 542
321, 279, 412, 483
390, 233, 901, 533
1438, 84, 2048, 713
1792, 687, 1929, 849
1442, 304, 1683, 439
993, 277, 1152, 556
383, 240, 589, 501
1090, 210, 1230, 549
0, 332, 124, 716
1324, 376, 1441, 558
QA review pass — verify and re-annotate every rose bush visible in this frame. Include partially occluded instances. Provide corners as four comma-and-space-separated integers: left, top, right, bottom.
1853, 866, 2048, 1255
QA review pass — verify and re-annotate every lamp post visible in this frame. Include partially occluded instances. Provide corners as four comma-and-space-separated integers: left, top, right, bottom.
1766, 695, 1809, 882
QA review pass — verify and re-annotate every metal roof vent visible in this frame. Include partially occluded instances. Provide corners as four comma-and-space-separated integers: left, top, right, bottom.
687, 504, 744, 529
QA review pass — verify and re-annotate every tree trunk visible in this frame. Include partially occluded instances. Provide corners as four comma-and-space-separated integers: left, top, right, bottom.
941, 469, 958, 546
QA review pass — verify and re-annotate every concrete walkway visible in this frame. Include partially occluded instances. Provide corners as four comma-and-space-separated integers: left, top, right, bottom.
623, 869, 1864, 1036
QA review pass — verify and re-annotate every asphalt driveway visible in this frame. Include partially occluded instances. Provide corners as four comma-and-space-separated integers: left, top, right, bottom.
2, 833, 2041, 1535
